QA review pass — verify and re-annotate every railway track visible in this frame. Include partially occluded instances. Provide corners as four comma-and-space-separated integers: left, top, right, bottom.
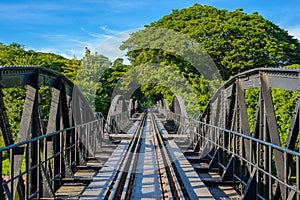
104, 111, 190, 199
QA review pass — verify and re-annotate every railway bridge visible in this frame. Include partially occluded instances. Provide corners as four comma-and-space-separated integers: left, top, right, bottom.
0, 66, 300, 199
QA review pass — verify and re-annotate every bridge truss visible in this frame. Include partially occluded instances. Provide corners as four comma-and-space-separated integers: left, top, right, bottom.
0, 66, 101, 199
1, 67, 300, 199
166, 68, 300, 199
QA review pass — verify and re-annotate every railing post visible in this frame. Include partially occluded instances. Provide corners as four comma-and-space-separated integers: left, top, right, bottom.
53, 129, 61, 191
70, 126, 75, 173
0, 152, 4, 200
9, 148, 14, 198
25, 144, 29, 199
297, 155, 300, 200
60, 130, 65, 181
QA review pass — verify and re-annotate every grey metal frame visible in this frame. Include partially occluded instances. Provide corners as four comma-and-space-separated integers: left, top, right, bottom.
167, 68, 300, 199
106, 95, 130, 133
0, 119, 103, 199
0, 66, 101, 199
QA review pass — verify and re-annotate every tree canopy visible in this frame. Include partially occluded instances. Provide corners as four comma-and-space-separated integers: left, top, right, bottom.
1, 4, 300, 173
0, 43, 68, 71
147, 4, 300, 79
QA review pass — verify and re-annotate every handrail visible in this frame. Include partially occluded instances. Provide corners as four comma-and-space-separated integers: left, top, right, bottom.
166, 110, 300, 198
167, 110, 300, 156
0, 118, 104, 199
192, 119, 300, 157
0, 119, 102, 153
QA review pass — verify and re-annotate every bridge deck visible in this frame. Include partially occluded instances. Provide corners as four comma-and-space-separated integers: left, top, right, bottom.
2, 67, 300, 199
79, 140, 131, 199
50, 113, 241, 200
75, 113, 235, 199
51, 112, 240, 199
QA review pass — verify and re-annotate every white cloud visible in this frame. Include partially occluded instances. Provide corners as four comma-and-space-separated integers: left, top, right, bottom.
25, 26, 141, 60
288, 26, 300, 40
100, 26, 120, 35
92, 28, 141, 62
80, 28, 111, 40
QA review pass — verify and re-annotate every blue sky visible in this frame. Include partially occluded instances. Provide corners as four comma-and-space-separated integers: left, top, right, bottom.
0, 0, 300, 59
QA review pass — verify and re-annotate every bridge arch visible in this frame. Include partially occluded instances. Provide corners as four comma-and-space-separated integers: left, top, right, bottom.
171, 95, 188, 118
189, 68, 300, 199
106, 95, 129, 133
168, 95, 189, 134
0, 66, 99, 199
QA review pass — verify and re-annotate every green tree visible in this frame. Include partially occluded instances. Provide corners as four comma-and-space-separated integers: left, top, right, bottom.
62, 57, 81, 81
0, 43, 69, 70
96, 58, 132, 116
146, 4, 300, 79
76, 48, 112, 111
120, 4, 300, 115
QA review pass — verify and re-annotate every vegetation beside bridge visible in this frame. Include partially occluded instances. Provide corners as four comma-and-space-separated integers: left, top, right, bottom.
1, 4, 300, 174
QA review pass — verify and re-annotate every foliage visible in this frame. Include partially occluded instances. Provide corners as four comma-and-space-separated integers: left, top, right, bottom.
61, 57, 81, 82
120, 4, 300, 116
75, 48, 112, 111
39, 87, 53, 131
0, 42, 68, 71
283, 64, 300, 69
2, 87, 26, 141
245, 87, 259, 133
120, 28, 212, 115
96, 58, 132, 117
272, 88, 297, 146
146, 4, 300, 79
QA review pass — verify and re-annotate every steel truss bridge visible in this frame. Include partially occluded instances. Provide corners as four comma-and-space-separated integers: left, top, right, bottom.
0, 66, 300, 199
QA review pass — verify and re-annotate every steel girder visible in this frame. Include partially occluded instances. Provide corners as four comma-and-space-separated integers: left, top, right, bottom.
0, 66, 97, 199
193, 68, 300, 199
170, 95, 189, 135
165, 68, 300, 199
106, 95, 130, 133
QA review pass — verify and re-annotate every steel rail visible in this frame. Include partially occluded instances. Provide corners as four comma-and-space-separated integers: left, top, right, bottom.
122, 117, 145, 200
151, 114, 170, 199
104, 113, 146, 199
106, 111, 192, 199
150, 112, 189, 200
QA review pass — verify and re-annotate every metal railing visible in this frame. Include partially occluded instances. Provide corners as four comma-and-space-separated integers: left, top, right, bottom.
167, 111, 300, 199
167, 112, 190, 135
107, 111, 131, 134
0, 118, 103, 199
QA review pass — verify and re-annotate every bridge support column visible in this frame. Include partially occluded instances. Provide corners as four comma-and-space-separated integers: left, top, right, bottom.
42, 87, 60, 197
15, 84, 40, 199
242, 169, 257, 200
0, 87, 25, 199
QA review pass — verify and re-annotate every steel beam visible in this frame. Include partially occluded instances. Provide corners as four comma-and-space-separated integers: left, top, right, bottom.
260, 73, 286, 199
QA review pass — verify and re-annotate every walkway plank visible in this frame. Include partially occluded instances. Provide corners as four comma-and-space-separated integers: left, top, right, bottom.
79, 141, 130, 199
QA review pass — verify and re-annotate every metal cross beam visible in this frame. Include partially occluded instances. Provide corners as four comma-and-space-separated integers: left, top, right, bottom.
166, 68, 300, 199
0, 66, 99, 199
